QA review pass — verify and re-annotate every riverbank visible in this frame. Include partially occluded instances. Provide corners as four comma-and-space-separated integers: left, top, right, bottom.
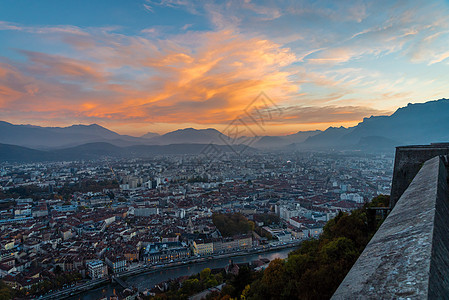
116, 241, 302, 279
39, 278, 109, 300
63, 242, 301, 300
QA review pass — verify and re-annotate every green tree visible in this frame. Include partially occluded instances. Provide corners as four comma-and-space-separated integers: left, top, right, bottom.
0, 281, 12, 300
259, 259, 288, 299
200, 268, 211, 281
212, 213, 253, 237
180, 278, 201, 295
205, 278, 218, 288
241, 284, 251, 300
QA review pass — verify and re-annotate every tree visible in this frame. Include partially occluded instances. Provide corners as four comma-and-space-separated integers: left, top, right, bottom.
241, 284, 251, 300
212, 213, 252, 237
367, 194, 390, 208
0, 281, 12, 300
215, 272, 223, 284
200, 268, 211, 281
259, 259, 288, 299
180, 278, 201, 295
205, 278, 218, 288
248, 221, 255, 232
229, 265, 252, 298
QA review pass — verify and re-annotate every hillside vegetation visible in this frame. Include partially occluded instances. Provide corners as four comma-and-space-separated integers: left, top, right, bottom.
203, 195, 390, 300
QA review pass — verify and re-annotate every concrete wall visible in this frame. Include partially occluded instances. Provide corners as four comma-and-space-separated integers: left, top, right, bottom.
390, 144, 449, 207
333, 156, 449, 299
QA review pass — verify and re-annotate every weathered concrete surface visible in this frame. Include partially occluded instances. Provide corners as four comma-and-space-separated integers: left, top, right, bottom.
390, 144, 449, 207
428, 156, 449, 298
332, 156, 449, 299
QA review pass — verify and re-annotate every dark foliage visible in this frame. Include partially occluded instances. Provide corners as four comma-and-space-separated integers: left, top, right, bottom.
212, 213, 254, 237
253, 214, 280, 225
0, 281, 12, 300
151, 268, 225, 299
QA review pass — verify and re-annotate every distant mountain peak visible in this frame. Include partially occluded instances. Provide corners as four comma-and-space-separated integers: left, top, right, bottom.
324, 126, 347, 131
85, 123, 103, 128
164, 127, 223, 135
141, 131, 160, 139
173, 127, 219, 132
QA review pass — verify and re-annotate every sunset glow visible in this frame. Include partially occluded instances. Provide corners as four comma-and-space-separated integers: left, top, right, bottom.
1, 0, 448, 136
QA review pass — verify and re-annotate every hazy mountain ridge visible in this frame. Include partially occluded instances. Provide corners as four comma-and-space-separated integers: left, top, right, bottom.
0, 122, 134, 149
0, 142, 257, 162
0, 123, 231, 149
146, 128, 229, 145
343, 99, 449, 145
254, 130, 322, 148
294, 98, 449, 151
301, 126, 353, 148
0, 122, 320, 150
1, 98, 449, 156
0, 143, 58, 162
140, 132, 160, 139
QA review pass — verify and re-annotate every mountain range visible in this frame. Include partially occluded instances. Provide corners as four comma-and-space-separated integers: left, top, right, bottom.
0, 121, 321, 150
1, 98, 449, 161
298, 98, 449, 150
0, 142, 257, 162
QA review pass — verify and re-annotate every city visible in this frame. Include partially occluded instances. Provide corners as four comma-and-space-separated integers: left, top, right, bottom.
0, 151, 392, 298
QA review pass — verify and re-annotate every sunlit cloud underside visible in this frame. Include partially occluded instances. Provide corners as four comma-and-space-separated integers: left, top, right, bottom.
0, 0, 448, 135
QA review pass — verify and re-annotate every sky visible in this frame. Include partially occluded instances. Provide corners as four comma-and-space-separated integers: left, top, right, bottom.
0, 0, 449, 136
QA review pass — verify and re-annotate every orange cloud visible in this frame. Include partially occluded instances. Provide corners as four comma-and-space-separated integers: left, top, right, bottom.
22, 51, 108, 83
0, 29, 300, 130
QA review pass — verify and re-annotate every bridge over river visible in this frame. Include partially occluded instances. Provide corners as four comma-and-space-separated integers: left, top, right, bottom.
111, 276, 129, 289
68, 247, 294, 300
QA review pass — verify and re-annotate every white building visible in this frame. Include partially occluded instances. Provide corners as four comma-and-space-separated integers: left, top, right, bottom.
144, 180, 152, 189
279, 204, 311, 221
305, 225, 323, 238
263, 226, 292, 242
86, 260, 108, 279
340, 193, 364, 203
105, 255, 127, 274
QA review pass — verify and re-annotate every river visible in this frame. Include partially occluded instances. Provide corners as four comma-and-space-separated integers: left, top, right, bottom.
69, 247, 294, 300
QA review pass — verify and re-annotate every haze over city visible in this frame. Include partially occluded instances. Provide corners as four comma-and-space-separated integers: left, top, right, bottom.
1, 0, 449, 136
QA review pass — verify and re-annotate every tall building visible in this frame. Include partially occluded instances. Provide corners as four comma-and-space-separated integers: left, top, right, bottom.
86, 260, 108, 279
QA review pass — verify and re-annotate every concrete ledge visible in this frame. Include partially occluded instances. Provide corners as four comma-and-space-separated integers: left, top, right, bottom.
332, 156, 449, 299
390, 145, 449, 207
